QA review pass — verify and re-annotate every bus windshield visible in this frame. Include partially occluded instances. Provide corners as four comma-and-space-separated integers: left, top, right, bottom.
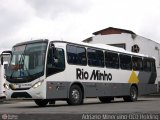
6, 41, 48, 83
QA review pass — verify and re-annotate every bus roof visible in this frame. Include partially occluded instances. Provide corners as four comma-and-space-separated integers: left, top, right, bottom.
52, 40, 154, 59
12, 39, 155, 59
13, 39, 48, 47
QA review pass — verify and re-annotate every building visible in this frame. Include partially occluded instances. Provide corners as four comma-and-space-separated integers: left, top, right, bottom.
83, 27, 160, 91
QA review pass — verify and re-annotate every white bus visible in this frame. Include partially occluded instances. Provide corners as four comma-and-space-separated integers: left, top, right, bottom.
0, 51, 11, 100
4, 39, 157, 106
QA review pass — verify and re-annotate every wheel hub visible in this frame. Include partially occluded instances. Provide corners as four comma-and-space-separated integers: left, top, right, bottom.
72, 89, 80, 102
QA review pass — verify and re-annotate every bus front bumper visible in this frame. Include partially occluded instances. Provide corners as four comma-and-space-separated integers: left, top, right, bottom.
5, 85, 46, 100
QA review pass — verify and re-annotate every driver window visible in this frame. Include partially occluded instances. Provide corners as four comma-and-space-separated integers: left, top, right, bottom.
46, 47, 65, 77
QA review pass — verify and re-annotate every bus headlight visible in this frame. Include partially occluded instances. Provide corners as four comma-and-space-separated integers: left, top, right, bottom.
4, 83, 10, 90
32, 80, 44, 89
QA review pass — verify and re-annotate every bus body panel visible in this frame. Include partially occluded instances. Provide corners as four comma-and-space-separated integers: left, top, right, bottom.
0, 64, 5, 98
138, 83, 157, 95
0, 52, 11, 99
46, 81, 69, 99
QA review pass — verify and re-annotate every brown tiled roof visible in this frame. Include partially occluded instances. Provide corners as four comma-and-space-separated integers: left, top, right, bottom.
93, 27, 135, 35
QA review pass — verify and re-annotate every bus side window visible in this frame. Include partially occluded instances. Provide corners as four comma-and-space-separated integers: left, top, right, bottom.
67, 45, 87, 65
105, 51, 119, 69
151, 59, 156, 72
120, 54, 132, 70
132, 56, 143, 71
143, 58, 151, 72
87, 48, 104, 67
46, 48, 65, 76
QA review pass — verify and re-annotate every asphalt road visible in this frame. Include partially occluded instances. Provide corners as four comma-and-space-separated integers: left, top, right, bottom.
0, 97, 160, 120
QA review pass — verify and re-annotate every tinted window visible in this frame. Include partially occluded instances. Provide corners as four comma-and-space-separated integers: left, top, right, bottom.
120, 54, 132, 70
47, 48, 65, 76
143, 58, 151, 72
143, 58, 156, 72
67, 45, 87, 65
132, 56, 143, 71
87, 48, 104, 67
151, 59, 156, 72
105, 51, 119, 69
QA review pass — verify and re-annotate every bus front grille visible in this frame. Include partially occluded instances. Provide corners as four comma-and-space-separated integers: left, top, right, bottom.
11, 92, 32, 98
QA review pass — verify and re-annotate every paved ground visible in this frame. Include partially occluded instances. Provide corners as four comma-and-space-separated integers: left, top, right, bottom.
0, 97, 160, 120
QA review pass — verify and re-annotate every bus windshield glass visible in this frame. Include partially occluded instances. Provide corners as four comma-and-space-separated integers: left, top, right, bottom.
6, 42, 48, 82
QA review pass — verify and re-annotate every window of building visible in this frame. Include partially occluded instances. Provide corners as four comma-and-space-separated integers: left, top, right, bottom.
132, 44, 140, 53
67, 45, 87, 65
87, 48, 104, 67
105, 51, 119, 69
108, 43, 126, 50
120, 54, 132, 70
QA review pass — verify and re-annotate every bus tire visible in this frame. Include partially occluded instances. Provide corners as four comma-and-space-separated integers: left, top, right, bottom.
67, 85, 83, 105
123, 85, 138, 102
34, 99, 48, 107
99, 97, 113, 103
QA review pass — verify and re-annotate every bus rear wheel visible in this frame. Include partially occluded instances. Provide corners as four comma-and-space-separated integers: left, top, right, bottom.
34, 99, 49, 107
123, 85, 138, 102
67, 85, 83, 105
99, 97, 114, 103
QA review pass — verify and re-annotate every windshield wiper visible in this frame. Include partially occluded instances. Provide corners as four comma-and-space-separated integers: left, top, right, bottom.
10, 70, 15, 79
18, 53, 31, 78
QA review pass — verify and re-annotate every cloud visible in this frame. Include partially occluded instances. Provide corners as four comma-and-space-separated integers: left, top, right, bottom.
0, 0, 160, 53
26, 0, 90, 19
86, 0, 160, 43
0, 0, 91, 53
137, 16, 160, 41
0, 0, 34, 52
12, 0, 92, 44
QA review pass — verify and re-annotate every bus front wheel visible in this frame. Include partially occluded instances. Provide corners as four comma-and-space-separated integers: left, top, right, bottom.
67, 85, 83, 105
123, 85, 138, 102
34, 99, 48, 107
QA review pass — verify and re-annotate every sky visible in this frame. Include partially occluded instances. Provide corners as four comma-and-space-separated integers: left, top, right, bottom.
0, 0, 160, 53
